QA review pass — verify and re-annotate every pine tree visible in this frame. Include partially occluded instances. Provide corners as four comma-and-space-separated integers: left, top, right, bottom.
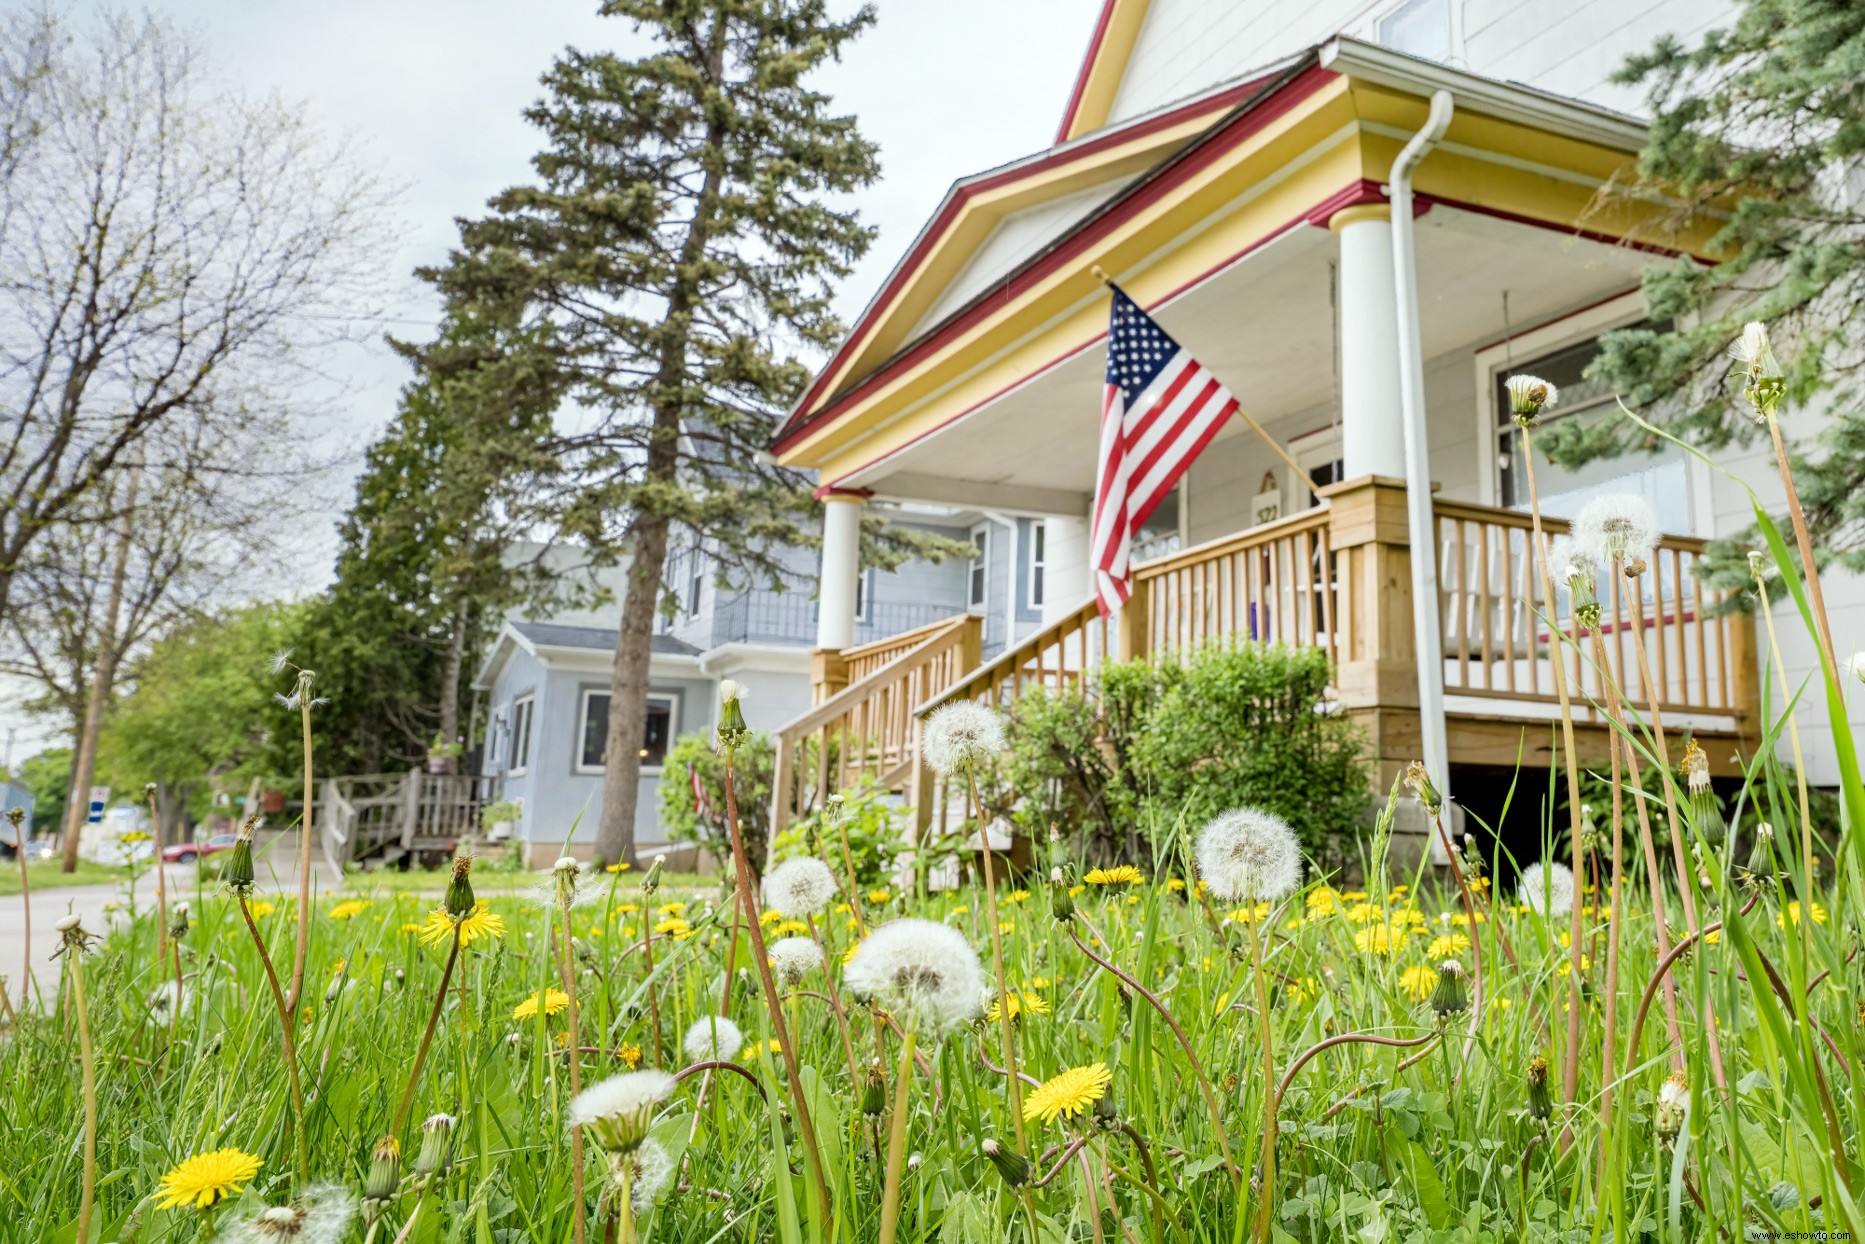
1565, 0, 1865, 585
420, 0, 898, 864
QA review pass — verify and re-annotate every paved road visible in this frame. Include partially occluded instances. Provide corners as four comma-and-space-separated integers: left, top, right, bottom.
0, 854, 323, 1011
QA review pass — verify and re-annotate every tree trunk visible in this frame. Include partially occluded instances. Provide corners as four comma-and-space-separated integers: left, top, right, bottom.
59, 463, 141, 872
437, 601, 468, 771
594, 517, 673, 866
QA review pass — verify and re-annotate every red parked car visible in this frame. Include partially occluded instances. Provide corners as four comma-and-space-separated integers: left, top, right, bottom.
162, 833, 239, 864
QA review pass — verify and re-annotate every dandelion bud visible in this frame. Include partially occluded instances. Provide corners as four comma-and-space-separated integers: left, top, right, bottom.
1624, 555, 1647, 578
169, 901, 191, 941
980, 1138, 1031, 1188
224, 840, 255, 894
1050, 867, 1075, 922
1092, 1090, 1120, 1131
1655, 1070, 1689, 1140
1429, 960, 1468, 1019
363, 1136, 401, 1203
444, 850, 476, 919
1737, 321, 1785, 419
907, 1152, 922, 1173
1505, 374, 1558, 426
1680, 739, 1725, 846
3, 807, 21, 832
1403, 760, 1441, 815
413, 1113, 456, 1176
1747, 550, 1771, 583
861, 1061, 888, 1117
1525, 1056, 1553, 1120
1743, 822, 1779, 891
641, 854, 665, 896
716, 680, 750, 752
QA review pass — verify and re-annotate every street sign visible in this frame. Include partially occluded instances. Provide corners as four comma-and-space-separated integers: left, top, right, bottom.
87, 785, 109, 824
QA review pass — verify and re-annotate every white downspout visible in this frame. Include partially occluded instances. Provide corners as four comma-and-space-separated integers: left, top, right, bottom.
1390, 89, 1455, 849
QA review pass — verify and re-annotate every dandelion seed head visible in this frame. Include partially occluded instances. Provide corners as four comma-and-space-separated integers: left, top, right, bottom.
682, 1015, 743, 1064
768, 936, 823, 989
1195, 807, 1302, 902
1546, 536, 1597, 587
1517, 861, 1575, 916
762, 856, 838, 918
268, 649, 294, 675
844, 917, 984, 1034
1574, 493, 1659, 565
628, 1138, 676, 1212
568, 1070, 675, 1149
921, 701, 1006, 776
1505, 374, 1558, 423
718, 679, 746, 704
228, 1184, 356, 1243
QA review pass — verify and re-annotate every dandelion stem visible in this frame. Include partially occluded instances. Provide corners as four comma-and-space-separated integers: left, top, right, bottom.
1243, 912, 1277, 1244
146, 786, 169, 993
69, 945, 98, 1244
1765, 416, 1844, 708
807, 913, 862, 1089
1066, 924, 1238, 1183
13, 830, 33, 1009
877, 1023, 918, 1244
395, 924, 462, 1136
558, 894, 587, 1244
962, 764, 1026, 1148
284, 678, 317, 1185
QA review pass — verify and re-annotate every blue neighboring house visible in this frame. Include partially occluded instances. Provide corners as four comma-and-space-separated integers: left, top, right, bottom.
473, 508, 1063, 865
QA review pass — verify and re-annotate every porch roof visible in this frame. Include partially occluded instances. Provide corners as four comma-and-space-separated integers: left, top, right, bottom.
773, 38, 1724, 490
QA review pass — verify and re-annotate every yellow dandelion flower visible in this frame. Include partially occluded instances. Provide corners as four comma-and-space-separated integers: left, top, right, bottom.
741, 1038, 782, 1061
617, 1043, 643, 1068
248, 900, 277, 918
1083, 865, 1144, 886
400, 922, 423, 934
1227, 903, 1271, 925
1004, 889, 1031, 904
1426, 933, 1470, 958
416, 902, 506, 948
1556, 954, 1591, 978
868, 888, 892, 905
1023, 1063, 1112, 1124
1354, 924, 1398, 955
759, 909, 782, 926
774, 920, 809, 937
1305, 886, 1341, 913
606, 861, 631, 873
1212, 991, 1231, 1017
512, 988, 570, 1021
1068, 885, 1086, 897
1468, 875, 1491, 892
1029, 976, 1051, 990
614, 903, 640, 916
1398, 964, 1436, 1001
155, 1148, 262, 1210
1125, 894, 1142, 906
950, 905, 969, 916
654, 916, 693, 939
997, 920, 1015, 934
1779, 901, 1827, 927
329, 958, 347, 977
841, 944, 858, 965
1284, 976, 1319, 1004
986, 992, 1049, 1023
1449, 911, 1486, 926
656, 901, 686, 916
1340, 890, 1368, 901
328, 900, 370, 921
1703, 929, 1722, 945
1164, 878, 1185, 892
1344, 902, 1381, 925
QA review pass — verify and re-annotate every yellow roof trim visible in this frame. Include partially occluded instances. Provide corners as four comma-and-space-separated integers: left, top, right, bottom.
1057, 0, 1154, 143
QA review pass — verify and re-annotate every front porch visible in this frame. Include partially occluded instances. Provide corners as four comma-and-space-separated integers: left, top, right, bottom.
770, 476, 1758, 845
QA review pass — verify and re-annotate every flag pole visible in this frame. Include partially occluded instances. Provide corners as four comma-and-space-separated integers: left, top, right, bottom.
1091, 265, 1319, 496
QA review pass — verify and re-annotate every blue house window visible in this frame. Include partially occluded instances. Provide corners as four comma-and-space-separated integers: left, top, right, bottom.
508, 695, 534, 775
578, 690, 676, 774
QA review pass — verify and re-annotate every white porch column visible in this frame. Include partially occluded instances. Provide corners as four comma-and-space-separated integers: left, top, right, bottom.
1331, 204, 1407, 480
1041, 514, 1091, 626
816, 489, 865, 650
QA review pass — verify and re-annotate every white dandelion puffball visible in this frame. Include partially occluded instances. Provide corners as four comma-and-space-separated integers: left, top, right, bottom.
844, 918, 984, 1034
1195, 807, 1303, 902
682, 1014, 744, 1064
1574, 493, 1659, 565
1545, 535, 1597, 587
1847, 651, 1865, 684
1505, 374, 1559, 417
921, 701, 1007, 776
1518, 861, 1575, 917
762, 856, 838, 918
568, 1069, 675, 1133
227, 1184, 357, 1244
719, 678, 746, 704
627, 1138, 676, 1213
769, 936, 824, 989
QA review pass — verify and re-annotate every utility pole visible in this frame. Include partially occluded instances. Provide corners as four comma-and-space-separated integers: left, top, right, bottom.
58, 458, 141, 872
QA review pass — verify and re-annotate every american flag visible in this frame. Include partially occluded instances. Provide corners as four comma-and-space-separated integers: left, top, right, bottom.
1091, 284, 1238, 615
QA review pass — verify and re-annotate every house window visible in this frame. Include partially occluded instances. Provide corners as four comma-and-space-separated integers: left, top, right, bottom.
967, 525, 989, 612
854, 567, 873, 622
1377, 0, 1452, 63
1027, 522, 1046, 610
686, 550, 704, 614
1494, 321, 1688, 528
508, 696, 534, 775
577, 690, 676, 774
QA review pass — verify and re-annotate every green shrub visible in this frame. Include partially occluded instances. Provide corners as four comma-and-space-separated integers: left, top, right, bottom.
769, 773, 901, 889
1002, 642, 1370, 868
657, 728, 775, 876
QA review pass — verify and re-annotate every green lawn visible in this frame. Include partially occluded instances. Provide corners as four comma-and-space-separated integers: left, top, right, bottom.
0, 857, 127, 896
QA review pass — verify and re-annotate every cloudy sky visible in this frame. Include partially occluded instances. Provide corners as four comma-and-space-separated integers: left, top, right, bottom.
4, 0, 1096, 762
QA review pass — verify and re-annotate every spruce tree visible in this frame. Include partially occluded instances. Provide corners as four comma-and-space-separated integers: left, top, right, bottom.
420, 0, 895, 864
1562, 0, 1865, 584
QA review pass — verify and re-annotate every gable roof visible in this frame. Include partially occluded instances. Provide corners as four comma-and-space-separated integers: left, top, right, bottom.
510, 622, 700, 657
1055, 0, 1153, 143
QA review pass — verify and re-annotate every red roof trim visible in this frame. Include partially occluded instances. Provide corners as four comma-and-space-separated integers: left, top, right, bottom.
774, 61, 1334, 455
783, 74, 1288, 436
1056, 0, 1123, 144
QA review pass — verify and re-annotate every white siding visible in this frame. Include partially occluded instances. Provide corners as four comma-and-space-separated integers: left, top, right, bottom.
1103, 0, 1734, 128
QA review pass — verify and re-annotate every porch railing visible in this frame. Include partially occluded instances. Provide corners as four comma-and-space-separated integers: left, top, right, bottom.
771, 614, 982, 840
319, 770, 495, 873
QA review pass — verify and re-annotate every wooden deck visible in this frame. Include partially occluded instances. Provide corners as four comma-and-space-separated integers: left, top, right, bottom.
319, 770, 497, 874
769, 475, 1759, 839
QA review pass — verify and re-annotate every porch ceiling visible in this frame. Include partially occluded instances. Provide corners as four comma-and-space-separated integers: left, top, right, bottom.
846, 204, 1653, 512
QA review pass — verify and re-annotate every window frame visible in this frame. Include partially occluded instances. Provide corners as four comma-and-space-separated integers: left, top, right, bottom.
1373, 0, 1460, 65
575, 688, 678, 777
966, 523, 990, 614
1026, 521, 1046, 611
507, 694, 535, 777
854, 566, 873, 622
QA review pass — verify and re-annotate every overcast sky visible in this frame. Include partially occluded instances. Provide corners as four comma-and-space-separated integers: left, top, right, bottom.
3, 1, 1096, 763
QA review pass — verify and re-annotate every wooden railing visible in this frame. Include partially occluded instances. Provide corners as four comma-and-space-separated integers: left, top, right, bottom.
1434, 502, 1749, 727
772, 614, 982, 840
318, 770, 495, 872
843, 615, 968, 684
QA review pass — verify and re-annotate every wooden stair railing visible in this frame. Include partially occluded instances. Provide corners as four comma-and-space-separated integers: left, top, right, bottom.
771, 614, 982, 841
